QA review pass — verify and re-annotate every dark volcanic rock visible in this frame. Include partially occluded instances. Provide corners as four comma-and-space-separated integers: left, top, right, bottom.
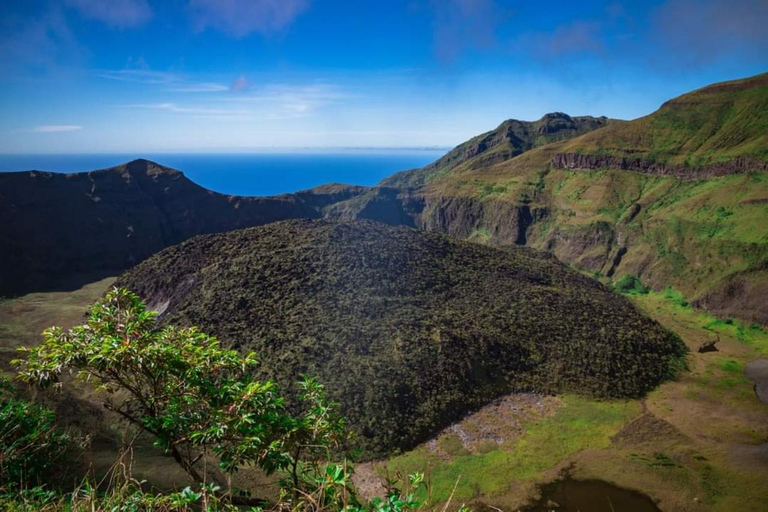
698, 337, 719, 353
117, 219, 686, 456
0, 159, 367, 296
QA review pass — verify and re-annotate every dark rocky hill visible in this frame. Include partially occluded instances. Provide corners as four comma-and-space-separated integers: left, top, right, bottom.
0, 159, 366, 296
117, 219, 685, 456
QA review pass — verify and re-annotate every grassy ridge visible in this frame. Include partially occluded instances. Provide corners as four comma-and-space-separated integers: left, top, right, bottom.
382, 113, 611, 188
558, 72, 768, 165
116, 219, 685, 456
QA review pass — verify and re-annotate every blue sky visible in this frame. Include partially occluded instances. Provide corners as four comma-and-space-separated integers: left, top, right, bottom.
1, 0, 766, 153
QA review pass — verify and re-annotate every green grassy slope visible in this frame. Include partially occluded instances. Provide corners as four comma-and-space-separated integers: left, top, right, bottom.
381, 113, 612, 188
116, 219, 685, 456
341, 73, 768, 324
557, 72, 768, 165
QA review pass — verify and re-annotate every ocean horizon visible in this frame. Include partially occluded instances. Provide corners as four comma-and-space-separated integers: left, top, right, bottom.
0, 149, 446, 196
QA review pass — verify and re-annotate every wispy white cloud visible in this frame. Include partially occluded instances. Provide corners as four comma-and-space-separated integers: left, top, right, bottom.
167, 83, 230, 92
189, 0, 311, 38
99, 67, 229, 92
99, 68, 179, 84
123, 103, 251, 116
33, 125, 83, 133
225, 83, 350, 110
64, 0, 152, 28
121, 83, 349, 119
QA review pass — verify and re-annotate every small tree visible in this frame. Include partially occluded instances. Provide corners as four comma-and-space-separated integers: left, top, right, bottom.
11, 289, 459, 512
14, 288, 341, 494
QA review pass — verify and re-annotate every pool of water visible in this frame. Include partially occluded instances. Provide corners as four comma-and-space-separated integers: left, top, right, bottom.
525, 478, 660, 512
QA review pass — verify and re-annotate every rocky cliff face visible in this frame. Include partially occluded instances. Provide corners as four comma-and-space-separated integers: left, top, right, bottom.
418, 196, 546, 246
326, 166, 768, 326
551, 153, 768, 178
0, 159, 367, 296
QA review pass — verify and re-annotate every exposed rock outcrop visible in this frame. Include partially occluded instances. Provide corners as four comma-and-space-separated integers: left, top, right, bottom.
551, 153, 768, 178
698, 337, 719, 353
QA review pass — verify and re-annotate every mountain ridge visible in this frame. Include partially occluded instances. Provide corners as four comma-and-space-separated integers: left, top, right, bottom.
328, 72, 768, 324
0, 159, 367, 296
381, 112, 613, 188
2, 73, 767, 325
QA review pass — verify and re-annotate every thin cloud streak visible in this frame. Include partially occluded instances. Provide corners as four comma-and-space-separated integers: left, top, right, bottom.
99, 68, 179, 84
221, 84, 351, 112
99, 69, 229, 92
122, 103, 252, 116
33, 125, 83, 133
121, 102, 316, 120
167, 83, 229, 92
122, 82, 348, 119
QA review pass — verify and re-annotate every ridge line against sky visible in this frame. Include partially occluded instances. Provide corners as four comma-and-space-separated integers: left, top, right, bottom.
0, 0, 766, 153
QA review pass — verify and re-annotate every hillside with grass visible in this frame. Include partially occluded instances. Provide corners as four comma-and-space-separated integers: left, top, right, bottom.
116, 219, 685, 456
330, 73, 768, 325
381, 112, 612, 188
553, 72, 768, 169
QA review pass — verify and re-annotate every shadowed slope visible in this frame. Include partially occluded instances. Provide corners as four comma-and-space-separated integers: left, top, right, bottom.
0, 159, 366, 296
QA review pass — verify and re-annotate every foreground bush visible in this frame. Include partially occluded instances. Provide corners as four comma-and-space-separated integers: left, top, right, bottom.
9, 288, 464, 511
0, 378, 72, 490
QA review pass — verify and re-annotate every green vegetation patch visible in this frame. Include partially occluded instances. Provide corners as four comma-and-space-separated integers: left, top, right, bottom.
388, 396, 639, 503
614, 275, 649, 295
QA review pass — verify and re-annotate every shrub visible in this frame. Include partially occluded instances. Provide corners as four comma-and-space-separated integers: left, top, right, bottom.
7, 288, 469, 511
614, 275, 649, 295
14, 288, 348, 505
0, 378, 71, 490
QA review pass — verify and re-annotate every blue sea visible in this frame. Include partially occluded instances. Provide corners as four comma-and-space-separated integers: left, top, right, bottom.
0, 150, 445, 196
